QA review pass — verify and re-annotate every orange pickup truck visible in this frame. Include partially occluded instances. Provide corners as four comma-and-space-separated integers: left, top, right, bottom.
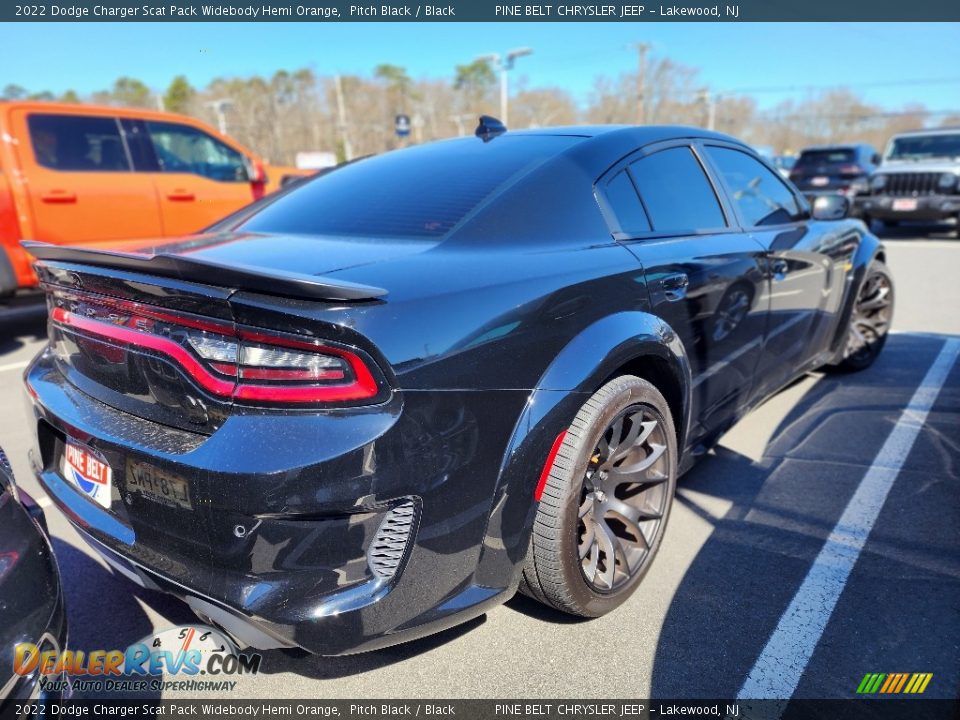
0, 102, 298, 296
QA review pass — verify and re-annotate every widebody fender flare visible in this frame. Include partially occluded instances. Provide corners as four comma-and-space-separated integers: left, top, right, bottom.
827, 228, 886, 363
472, 311, 692, 590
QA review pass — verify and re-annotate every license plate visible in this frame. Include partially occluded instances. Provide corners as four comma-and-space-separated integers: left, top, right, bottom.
126, 460, 192, 510
62, 439, 113, 509
810, 176, 829, 187
892, 198, 918, 211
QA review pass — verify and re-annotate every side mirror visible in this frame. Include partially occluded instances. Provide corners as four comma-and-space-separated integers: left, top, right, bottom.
811, 194, 850, 221
243, 156, 267, 185
872, 153, 882, 166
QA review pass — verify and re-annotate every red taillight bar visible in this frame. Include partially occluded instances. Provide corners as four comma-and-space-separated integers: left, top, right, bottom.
53, 308, 236, 396
51, 307, 381, 405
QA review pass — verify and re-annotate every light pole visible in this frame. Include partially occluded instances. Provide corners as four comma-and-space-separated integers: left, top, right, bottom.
476, 47, 533, 126
206, 99, 232, 135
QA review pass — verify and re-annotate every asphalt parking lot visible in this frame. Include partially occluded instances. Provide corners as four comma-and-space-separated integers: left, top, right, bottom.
0, 231, 957, 701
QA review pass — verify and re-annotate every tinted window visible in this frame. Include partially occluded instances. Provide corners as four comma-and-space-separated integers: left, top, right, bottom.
28, 114, 130, 172
604, 170, 650, 235
145, 121, 246, 182
240, 136, 580, 239
629, 147, 725, 232
794, 149, 855, 168
706, 147, 802, 227
887, 133, 960, 161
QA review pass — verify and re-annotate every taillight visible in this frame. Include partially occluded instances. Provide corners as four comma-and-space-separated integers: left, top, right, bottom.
49, 293, 383, 406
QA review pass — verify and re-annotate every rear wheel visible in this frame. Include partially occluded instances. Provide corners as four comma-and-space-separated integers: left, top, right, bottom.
519, 375, 677, 617
833, 259, 894, 372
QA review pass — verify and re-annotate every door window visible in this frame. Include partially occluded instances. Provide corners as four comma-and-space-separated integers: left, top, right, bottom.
705, 146, 803, 227
629, 147, 726, 232
145, 121, 247, 182
27, 114, 130, 172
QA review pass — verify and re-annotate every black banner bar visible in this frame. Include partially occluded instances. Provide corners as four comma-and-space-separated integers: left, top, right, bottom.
2, 699, 958, 720
5, 0, 960, 22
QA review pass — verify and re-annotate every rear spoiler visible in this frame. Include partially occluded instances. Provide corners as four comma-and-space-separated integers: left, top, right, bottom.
21, 241, 387, 302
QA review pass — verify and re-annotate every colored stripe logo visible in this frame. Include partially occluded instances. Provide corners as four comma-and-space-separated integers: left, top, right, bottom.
857, 673, 933, 694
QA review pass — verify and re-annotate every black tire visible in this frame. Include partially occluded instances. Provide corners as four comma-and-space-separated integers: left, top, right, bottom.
519, 375, 678, 617
832, 259, 894, 372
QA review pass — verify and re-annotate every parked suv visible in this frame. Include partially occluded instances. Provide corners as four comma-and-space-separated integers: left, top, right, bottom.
789, 144, 881, 204
0, 102, 275, 297
857, 127, 960, 231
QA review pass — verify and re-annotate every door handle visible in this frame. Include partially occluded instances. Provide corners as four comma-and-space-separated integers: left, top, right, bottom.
40, 190, 77, 204
771, 259, 789, 280
166, 190, 196, 202
662, 272, 689, 301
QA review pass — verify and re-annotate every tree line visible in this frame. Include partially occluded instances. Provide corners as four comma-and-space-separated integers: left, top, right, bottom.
4, 53, 958, 165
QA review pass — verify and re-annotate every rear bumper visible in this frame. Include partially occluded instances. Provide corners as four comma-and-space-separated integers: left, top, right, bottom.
25, 350, 526, 655
855, 194, 960, 221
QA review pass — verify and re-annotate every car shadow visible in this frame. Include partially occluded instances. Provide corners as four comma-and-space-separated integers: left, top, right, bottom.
647, 332, 959, 699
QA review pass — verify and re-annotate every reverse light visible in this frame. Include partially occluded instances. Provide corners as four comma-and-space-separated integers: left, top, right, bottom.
50, 296, 383, 406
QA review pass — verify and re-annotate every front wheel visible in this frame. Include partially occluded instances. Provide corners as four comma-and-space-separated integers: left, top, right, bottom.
833, 259, 894, 372
519, 375, 678, 617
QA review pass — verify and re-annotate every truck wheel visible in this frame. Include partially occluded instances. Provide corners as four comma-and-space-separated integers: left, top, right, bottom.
519, 375, 677, 617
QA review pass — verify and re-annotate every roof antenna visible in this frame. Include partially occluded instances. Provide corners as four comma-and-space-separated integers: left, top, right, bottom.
476, 115, 507, 142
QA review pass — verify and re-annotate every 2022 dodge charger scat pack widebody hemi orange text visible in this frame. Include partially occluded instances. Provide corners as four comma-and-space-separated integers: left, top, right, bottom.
23, 121, 892, 655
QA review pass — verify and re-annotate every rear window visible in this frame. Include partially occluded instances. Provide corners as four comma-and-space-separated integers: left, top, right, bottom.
794, 149, 855, 167
239, 136, 580, 239
27, 114, 130, 172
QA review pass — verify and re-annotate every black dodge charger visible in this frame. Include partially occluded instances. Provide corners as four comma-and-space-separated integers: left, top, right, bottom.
22, 123, 893, 655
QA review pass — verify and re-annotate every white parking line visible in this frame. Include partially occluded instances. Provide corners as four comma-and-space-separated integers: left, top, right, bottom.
0, 360, 30, 373
737, 336, 960, 700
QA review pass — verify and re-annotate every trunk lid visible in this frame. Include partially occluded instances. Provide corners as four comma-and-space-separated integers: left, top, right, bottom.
31, 231, 398, 434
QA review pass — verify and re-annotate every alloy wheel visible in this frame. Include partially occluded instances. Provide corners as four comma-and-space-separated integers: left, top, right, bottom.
846, 269, 893, 362
577, 405, 671, 592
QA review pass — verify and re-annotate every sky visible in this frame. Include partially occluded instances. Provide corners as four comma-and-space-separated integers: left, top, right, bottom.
3, 22, 960, 112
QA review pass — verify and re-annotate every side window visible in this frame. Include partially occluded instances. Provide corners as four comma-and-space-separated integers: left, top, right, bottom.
705, 146, 803, 227
629, 147, 726, 232
27, 114, 130, 172
604, 169, 651, 236
144, 121, 247, 182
